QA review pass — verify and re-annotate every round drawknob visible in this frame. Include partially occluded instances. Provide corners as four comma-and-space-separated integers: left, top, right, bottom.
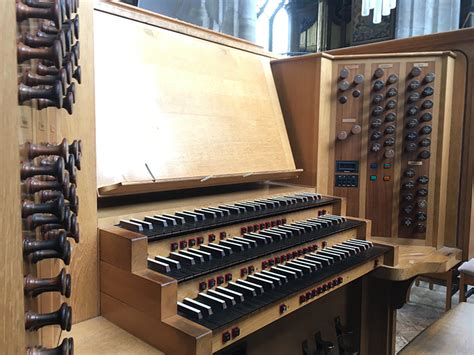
37, 62, 71, 84
23, 69, 67, 93
407, 106, 419, 116
373, 80, 384, 91
386, 99, 397, 110
384, 137, 395, 146
417, 199, 428, 209
24, 176, 70, 197
420, 125, 432, 135
387, 73, 398, 84
408, 92, 420, 103
384, 149, 395, 159
63, 15, 80, 39
25, 302, 72, 331
405, 132, 418, 141
45, 225, 79, 244
26, 138, 69, 161
351, 125, 361, 135
22, 196, 65, 220
386, 87, 398, 97
371, 131, 383, 140
339, 96, 348, 104
417, 188, 429, 197
18, 82, 63, 108
415, 223, 426, 233
419, 150, 431, 159
339, 68, 349, 79
39, 188, 78, 214
372, 106, 384, 116
338, 80, 350, 91
16, 1, 62, 29
68, 140, 81, 170
402, 205, 414, 214
337, 131, 348, 141
424, 72, 435, 83
405, 168, 416, 178
416, 211, 427, 221
370, 143, 382, 152
405, 142, 418, 152
373, 94, 384, 104
17, 41, 62, 69
21, 157, 65, 184
421, 100, 433, 110
371, 119, 383, 128
384, 125, 396, 134
402, 181, 415, 190
422, 86, 434, 97
385, 112, 396, 122
419, 138, 431, 147
24, 268, 71, 298
408, 80, 420, 90
31, 240, 72, 265
402, 193, 414, 202
402, 217, 414, 227
352, 89, 361, 98
373, 68, 385, 78
353, 74, 364, 85
409, 67, 422, 78
27, 338, 74, 355
420, 112, 432, 122
73, 65, 81, 84
23, 232, 66, 256
417, 175, 429, 185
406, 119, 419, 129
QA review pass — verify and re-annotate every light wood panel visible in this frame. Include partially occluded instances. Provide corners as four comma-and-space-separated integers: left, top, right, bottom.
94, 9, 297, 196
0, 0, 26, 352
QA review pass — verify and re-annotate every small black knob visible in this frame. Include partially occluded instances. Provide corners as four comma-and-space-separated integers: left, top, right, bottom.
402, 193, 414, 202
22, 196, 65, 220
407, 92, 420, 103
371, 119, 383, 128
339, 68, 349, 79
406, 119, 419, 129
16, 1, 62, 29
384, 137, 395, 146
386, 99, 397, 110
370, 143, 382, 152
402, 181, 415, 190
18, 82, 63, 108
420, 125, 432, 135
352, 89, 361, 98
415, 211, 427, 221
373, 94, 384, 104
409, 67, 422, 78
415, 223, 426, 233
419, 150, 431, 159
417, 188, 429, 197
17, 41, 63, 69
423, 72, 435, 83
24, 268, 71, 297
25, 302, 72, 331
417, 199, 428, 209
420, 112, 432, 122
371, 131, 383, 140
422, 86, 434, 97
402, 205, 414, 214
372, 106, 384, 116
353, 74, 364, 85
405, 142, 418, 152
386, 87, 398, 97
384, 125, 396, 134
421, 100, 433, 110
373, 80, 384, 91
373, 68, 385, 78
387, 73, 398, 84
338, 80, 350, 91
21, 157, 65, 184
407, 106, 419, 116
385, 112, 397, 122
339, 96, 348, 104
419, 138, 431, 147
405, 132, 418, 141
27, 337, 74, 355
417, 175, 429, 184
408, 80, 420, 90
405, 169, 416, 178
402, 217, 414, 227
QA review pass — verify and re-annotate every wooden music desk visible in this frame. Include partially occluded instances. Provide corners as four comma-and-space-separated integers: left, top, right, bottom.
399, 302, 474, 354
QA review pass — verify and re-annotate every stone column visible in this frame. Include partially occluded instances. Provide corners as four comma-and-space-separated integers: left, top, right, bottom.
238, 0, 257, 42
395, 0, 461, 38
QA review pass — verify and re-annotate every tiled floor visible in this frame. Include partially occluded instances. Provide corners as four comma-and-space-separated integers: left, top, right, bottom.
396, 281, 474, 353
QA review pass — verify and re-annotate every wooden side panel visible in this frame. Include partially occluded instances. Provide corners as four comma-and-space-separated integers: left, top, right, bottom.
0, 1, 26, 352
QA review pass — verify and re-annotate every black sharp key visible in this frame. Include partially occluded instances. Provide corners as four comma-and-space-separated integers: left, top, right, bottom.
306, 253, 333, 265
304, 220, 323, 229
300, 257, 322, 270
255, 199, 278, 208
247, 275, 274, 290
308, 218, 331, 227
218, 204, 242, 215
226, 238, 250, 250
200, 244, 226, 258
164, 214, 185, 226
292, 259, 317, 272
175, 211, 199, 223
286, 261, 312, 274
183, 298, 213, 317
197, 292, 227, 310
208, 207, 228, 217
236, 279, 264, 295
346, 239, 373, 249
259, 230, 284, 241
129, 218, 153, 231
341, 241, 365, 252
249, 232, 273, 243
254, 272, 282, 287
147, 258, 170, 273
144, 216, 168, 228
292, 222, 315, 232
272, 265, 300, 279
169, 252, 195, 265
333, 244, 358, 256
271, 227, 292, 238
233, 236, 257, 248
209, 243, 232, 256
228, 281, 257, 297
157, 214, 178, 226
318, 250, 342, 262
261, 270, 288, 284
327, 246, 350, 258
207, 289, 236, 307
217, 286, 245, 303
188, 248, 212, 261
234, 203, 256, 212
177, 302, 202, 320
220, 240, 244, 252
194, 208, 216, 219
243, 233, 268, 246
155, 255, 181, 269
179, 250, 204, 263
119, 220, 143, 233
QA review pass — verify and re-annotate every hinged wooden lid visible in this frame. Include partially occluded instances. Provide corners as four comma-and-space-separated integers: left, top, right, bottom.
94, 6, 299, 197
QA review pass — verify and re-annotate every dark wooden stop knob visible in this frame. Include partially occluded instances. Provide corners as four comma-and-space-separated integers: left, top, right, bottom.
22, 195, 65, 219
27, 337, 74, 355
72, 65, 81, 84
30, 239, 72, 265
18, 82, 63, 108
24, 176, 70, 196
44, 222, 79, 243
40, 208, 78, 235
40, 155, 77, 183
37, 187, 76, 213
25, 302, 72, 331
24, 268, 71, 297
38, 91, 74, 115
17, 41, 63, 69
23, 0, 69, 21
68, 140, 81, 169
23, 69, 67, 93
16, 1, 62, 29
64, 15, 80, 39
23, 232, 67, 255
40, 23, 73, 51
26, 138, 69, 161
21, 157, 65, 184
